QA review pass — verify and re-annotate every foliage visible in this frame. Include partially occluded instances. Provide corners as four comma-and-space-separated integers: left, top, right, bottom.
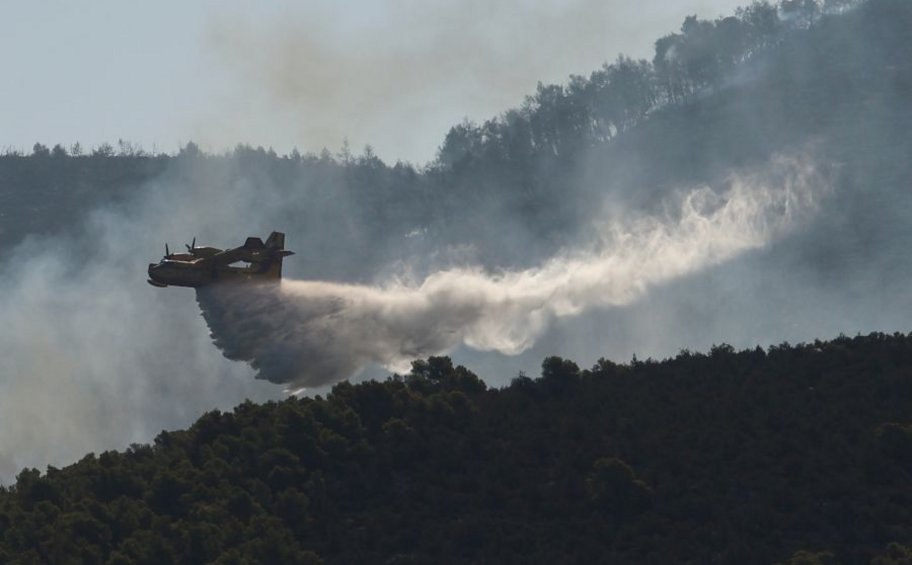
774, 550, 840, 565
1, 335, 912, 563
1, 0, 894, 276
871, 543, 912, 565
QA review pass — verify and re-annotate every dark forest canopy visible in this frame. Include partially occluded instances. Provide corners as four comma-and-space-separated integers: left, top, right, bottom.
2, 332, 912, 564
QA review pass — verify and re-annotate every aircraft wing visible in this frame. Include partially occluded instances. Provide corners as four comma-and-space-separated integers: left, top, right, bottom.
208, 233, 292, 267
210, 247, 251, 265
210, 246, 282, 266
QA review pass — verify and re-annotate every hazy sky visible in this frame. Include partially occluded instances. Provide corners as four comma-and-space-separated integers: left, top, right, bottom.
3, 0, 748, 164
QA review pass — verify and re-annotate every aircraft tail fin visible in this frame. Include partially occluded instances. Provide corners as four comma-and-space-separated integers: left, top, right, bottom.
263, 232, 289, 279
265, 231, 285, 250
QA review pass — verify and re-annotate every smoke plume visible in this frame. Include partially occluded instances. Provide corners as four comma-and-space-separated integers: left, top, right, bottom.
197, 155, 828, 388
202, 0, 748, 163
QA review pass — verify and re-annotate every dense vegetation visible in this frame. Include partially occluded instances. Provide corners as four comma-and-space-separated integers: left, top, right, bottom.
2, 333, 912, 564
2, 0, 901, 277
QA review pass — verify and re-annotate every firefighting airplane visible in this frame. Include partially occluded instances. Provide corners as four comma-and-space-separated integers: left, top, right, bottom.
147, 231, 293, 288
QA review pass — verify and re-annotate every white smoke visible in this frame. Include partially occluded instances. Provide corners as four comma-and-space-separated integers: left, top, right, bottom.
0, 152, 827, 482
197, 155, 828, 388
0, 163, 291, 483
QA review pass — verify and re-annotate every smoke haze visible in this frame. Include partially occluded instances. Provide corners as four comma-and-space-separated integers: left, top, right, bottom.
197, 155, 828, 387
0, 151, 828, 482
202, 0, 747, 163
1, 0, 908, 487
0, 169, 288, 482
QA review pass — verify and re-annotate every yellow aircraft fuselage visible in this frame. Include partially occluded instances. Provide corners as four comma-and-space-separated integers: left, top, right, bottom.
147, 232, 292, 288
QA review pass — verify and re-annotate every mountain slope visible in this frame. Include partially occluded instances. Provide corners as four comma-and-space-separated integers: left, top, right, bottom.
2, 333, 912, 564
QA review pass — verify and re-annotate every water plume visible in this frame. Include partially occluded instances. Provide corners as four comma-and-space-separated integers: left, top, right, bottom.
197, 155, 828, 388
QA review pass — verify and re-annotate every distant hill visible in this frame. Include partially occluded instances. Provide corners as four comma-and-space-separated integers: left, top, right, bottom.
2, 332, 912, 564
3, 0, 908, 280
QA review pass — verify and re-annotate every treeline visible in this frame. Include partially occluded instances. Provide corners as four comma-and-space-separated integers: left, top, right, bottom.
2, 332, 912, 564
6, 1, 864, 167
2, 0, 905, 273
431, 0, 862, 172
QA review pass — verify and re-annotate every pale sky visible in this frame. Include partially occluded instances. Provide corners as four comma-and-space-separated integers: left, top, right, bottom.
2, 0, 749, 164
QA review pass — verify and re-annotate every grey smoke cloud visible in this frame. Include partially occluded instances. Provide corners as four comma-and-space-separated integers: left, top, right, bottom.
196, 155, 828, 388
0, 167, 290, 484
0, 0, 897, 491
201, 0, 748, 163
0, 145, 833, 486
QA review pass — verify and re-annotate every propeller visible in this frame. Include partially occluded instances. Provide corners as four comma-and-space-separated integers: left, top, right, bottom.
185, 237, 196, 253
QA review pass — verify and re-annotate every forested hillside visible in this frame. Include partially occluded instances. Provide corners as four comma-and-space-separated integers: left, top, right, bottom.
4, 1, 912, 562
2, 333, 912, 564
2, 0, 902, 278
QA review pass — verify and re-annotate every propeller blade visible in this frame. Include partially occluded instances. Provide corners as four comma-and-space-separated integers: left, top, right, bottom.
192, 237, 196, 250
165, 243, 170, 257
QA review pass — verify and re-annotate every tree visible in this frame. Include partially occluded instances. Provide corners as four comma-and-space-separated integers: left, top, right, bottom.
872, 543, 912, 565
773, 549, 839, 565
178, 141, 201, 158
876, 422, 912, 467
337, 138, 353, 164
677, 15, 725, 90
32, 143, 50, 158
654, 33, 689, 104
358, 145, 382, 168
92, 143, 114, 157
540, 357, 580, 392
586, 457, 652, 517
436, 121, 479, 169
736, 1, 783, 51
